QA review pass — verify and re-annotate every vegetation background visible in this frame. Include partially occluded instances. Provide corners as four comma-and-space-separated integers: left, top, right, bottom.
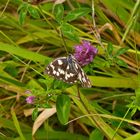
0, 0, 140, 140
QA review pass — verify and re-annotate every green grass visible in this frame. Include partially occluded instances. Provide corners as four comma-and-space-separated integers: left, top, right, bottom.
0, 0, 140, 140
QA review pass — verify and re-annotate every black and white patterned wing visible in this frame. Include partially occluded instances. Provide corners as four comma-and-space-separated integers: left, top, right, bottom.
45, 55, 92, 88
77, 65, 91, 88
45, 57, 78, 84
70, 55, 91, 88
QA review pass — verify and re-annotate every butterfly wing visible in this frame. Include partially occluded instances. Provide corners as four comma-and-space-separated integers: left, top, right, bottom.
45, 57, 78, 84
70, 55, 91, 88
77, 66, 91, 88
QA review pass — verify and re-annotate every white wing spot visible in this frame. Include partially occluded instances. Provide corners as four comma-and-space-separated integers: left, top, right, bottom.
82, 71, 85, 76
67, 65, 69, 70
53, 71, 56, 75
65, 74, 68, 80
50, 64, 55, 70
67, 74, 71, 78
82, 77, 86, 82
78, 73, 82, 81
75, 63, 78, 69
58, 60, 63, 65
60, 69, 65, 74
56, 72, 59, 76
70, 73, 74, 77
58, 68, 61, 72
58, 69, 65, 74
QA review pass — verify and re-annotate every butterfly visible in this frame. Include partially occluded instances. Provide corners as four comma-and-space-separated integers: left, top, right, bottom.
44, 54, 91, 88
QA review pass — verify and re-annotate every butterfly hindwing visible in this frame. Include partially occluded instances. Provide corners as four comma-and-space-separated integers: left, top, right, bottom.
77, 66, 91, 87
68, 55, 91, 87
70, 56, 91, 87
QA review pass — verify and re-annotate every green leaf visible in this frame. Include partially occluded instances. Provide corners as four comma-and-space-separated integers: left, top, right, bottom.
53, 4, 64, 23
56, 94, 71, 124
19, 9, 27, 25
89, 76, 138, 88
124, 133, 140, 140
107, 42, 113, 56
28, 5, 40, 19
4, 64, 19, 77
0, 74, 24, 87
90, 129, 104, 140
114, 47, 129, 57
61, 23, 80, 42
116, 58, 128, 67
64, 8, 91, 22
18, 2, 28, 12
11, 109, 26, 140
0, 42, 50, 64
32, 108, 39, 121
13, 0, 22, 5
18, 2, 28, 25
0, 117, 31, 133
134, 88, 140, 106
35, 129, 89, 140
111, 105, 131, 127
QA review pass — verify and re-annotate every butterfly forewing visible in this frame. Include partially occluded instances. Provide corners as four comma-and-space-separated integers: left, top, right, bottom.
45, 55, 92, 88
45, 57, 78, 84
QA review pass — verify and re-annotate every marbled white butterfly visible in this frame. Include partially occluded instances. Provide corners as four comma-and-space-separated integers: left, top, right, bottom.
45, 54, 91, 88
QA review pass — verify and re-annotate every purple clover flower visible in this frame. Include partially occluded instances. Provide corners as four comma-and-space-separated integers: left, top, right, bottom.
25, 90, 35, 104
74, 40, 98, 66
26, 96, 35, 104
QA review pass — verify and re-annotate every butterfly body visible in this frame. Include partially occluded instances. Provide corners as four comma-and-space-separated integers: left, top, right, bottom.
67, 55, 79, 74
45, 54, 91, 88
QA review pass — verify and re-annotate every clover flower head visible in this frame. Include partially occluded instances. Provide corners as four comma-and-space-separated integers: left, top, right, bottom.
74, 40, 98, 66
26, 96, 35, 104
